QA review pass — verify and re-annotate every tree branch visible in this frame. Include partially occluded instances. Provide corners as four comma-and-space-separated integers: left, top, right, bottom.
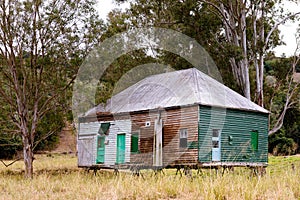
0, 157, 22, 167
200, 0, 235, 32
32, 125, 62, 151
264, 11, 300, 50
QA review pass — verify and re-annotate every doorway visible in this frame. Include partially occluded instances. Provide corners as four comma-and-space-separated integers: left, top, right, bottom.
212, 129, 221, 161
116, 134, 126, 164
96, 135, 105, 164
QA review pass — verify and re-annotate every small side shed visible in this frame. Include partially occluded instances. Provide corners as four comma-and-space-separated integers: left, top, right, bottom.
77, 68, 269, 170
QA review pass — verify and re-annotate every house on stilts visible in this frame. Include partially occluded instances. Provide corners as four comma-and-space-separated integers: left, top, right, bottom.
77, 68, 269, 172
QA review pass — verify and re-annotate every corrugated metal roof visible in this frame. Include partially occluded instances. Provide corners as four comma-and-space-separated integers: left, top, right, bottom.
84, 103, 106, 117
90, 68, 268, 115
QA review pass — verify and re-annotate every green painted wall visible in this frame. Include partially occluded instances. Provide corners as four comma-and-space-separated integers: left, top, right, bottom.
198, 106, 268, 163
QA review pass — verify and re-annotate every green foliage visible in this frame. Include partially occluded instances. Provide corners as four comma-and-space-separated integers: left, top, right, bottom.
106, 0, 239, 92
112, 0, 283, 96
264, 56, 300, 155
33, 110, 66, 152
296, 64, 300, 72
0, 109, 67, 158
265, 58, 299, 111
269, 130, 298, 156
0, 106, 22, 159
278, 108, 300, 154
0, 0, 104, 173
0, 134, 22, 159
106, 1, 299, 155
95, 50, 156, 105
265, 57, 293, 79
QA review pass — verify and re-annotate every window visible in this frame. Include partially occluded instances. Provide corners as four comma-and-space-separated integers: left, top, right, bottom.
98, 122, 110, 135
212, 129, 220, 148
179, 129, 188, 148
212, 140, 219, 148
212, 129, 220, 137
251, 130, 258, 151
97, 136, 105, 148
131, 133, 139, 153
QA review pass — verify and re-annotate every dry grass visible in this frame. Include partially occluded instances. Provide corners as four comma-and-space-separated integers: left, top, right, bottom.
0, 154, 300, 200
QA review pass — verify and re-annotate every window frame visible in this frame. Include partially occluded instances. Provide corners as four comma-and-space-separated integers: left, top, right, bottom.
211, 129, 221, 149
179, 128, 188, 148
98, 122, 111, 135
212, 129, 220, 138
97, 135, 105, 148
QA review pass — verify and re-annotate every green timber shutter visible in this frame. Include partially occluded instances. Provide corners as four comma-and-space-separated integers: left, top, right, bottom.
251, 130, 258, 151
131, 134, 139, 153
98, 122, 110, 135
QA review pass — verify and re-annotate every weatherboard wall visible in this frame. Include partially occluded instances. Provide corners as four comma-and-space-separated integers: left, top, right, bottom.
198, 106, 268, 163
162, 106, 199, 166
129, 111, 156, 166
77, 119, 132, 167
77, 121, 100, 167
129, 105, 199, 166
104, 119, 131, 165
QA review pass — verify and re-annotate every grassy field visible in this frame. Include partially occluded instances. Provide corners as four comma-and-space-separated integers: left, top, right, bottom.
0, 154, 300, 200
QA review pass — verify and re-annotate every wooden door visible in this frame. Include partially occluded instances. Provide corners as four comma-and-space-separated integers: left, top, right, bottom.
116, 134, 126, 164
212, 129, 221, 161
96, 136, 105, 164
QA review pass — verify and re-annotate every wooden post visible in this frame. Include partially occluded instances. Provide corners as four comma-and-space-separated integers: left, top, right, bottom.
153, 117, 163, 167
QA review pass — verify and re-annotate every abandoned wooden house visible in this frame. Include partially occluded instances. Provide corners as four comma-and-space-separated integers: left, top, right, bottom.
77, 68, 269, 171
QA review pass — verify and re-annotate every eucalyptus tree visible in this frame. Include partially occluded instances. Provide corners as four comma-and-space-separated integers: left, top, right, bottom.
199, 0, 300, 106
266, 51, 300, 135
115, 0, 300, 135
0, 0, 103, 178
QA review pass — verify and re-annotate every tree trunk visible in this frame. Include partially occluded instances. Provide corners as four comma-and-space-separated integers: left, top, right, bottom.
243, 61, 251, 100
257, 1, 265, 107
217, 1, 252, 99
22, 135, 34, 179
252, 5, 264, 107
240, 3, 251, 100
257, 54, 264, 107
